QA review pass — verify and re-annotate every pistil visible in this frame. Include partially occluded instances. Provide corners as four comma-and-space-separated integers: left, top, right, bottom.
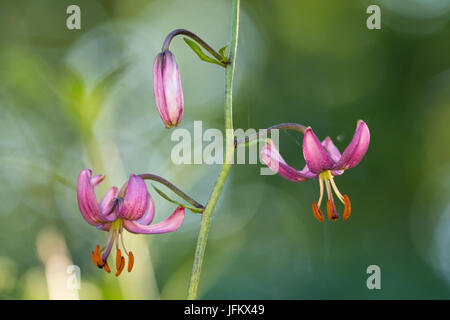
324, 179, 338, 221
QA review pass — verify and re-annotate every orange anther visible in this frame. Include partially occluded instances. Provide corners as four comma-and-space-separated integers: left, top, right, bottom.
94, 245, 103, 268
91, 251, 98, 267
326, 200, 337, 221
116, 249, 122, 270
326, 200, 333, 220
115, 257, 125, 277
103, 262, 111, 273
343, 195, 351, 220
95, 245, 101, 257
312, 202, 324, 222
94, 245, 104, 267
128, 251, 134, 272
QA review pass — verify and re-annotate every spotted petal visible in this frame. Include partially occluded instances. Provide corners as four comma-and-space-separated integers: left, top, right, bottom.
118, 175, 150, 221
123, 206, 185, 234
303, 128, 336, 174
136, 195, 155, 226
261, 140, 316, 182
335, 120, 370, 170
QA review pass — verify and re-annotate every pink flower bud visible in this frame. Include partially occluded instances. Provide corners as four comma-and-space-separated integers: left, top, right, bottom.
153, 50, 184, 128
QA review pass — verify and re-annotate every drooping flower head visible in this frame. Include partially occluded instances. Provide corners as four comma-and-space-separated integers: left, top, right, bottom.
77, 169, 185, 276
153, 50, 184, 128
261, 120, 370, 221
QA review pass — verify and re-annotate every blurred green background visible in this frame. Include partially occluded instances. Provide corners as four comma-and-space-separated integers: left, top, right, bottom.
0, 0, 450, 299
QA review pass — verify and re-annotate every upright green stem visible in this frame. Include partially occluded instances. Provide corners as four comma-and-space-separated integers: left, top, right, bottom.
187, 0, 240, 300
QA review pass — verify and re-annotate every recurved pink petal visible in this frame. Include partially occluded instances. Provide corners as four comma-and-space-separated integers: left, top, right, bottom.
123, 206, 185, 234
261, 140, 316, 182
303, 127, 336, 174
335, 120, 370, 170
322, 137, 341, 163
77, 169, 105, 226
90, 174, 105, 186
118, 175, 149, 221
136, 195, 155, 226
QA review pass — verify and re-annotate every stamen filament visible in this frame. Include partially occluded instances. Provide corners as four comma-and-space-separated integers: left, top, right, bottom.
102, 229, 117, 262
329, 176, 345, 204
317, 177, 324, 207
101, 228, 115, 252
119, 230, 129, 256
324, 178, 333, 203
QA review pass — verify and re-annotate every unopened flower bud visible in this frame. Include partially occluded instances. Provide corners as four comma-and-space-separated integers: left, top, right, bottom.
153, 50, 184, 128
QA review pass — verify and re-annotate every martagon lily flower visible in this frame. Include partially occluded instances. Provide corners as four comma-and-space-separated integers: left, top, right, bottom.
261, 120, 370, 222
77, 169, 185, 276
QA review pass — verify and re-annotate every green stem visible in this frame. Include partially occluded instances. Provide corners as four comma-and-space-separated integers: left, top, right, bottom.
186, 0, 240, 300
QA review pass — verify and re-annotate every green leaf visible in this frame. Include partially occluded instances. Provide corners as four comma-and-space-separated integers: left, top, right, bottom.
218, 45, 228, 62
152, 185, 204, 214
183, 38, 225, 67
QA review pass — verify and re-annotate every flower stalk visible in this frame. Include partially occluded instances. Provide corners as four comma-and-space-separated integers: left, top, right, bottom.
162, 29, 228, 66
120, 173, 205, 211
186, 0, 240, 300
234, 122, 308, 148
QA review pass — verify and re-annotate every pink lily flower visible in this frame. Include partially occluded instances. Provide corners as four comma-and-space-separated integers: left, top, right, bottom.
153, 50, 184, 128
261, 120, 370, 222
77, 169, 185, 276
